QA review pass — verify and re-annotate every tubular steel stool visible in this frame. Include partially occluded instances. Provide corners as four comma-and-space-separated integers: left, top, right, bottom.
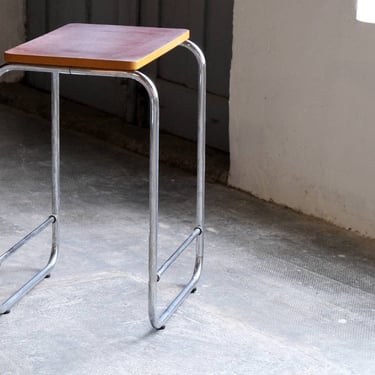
0, 23, 206, 329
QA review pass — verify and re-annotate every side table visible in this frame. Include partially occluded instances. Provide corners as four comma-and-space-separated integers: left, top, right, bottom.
0, 23, 206, 330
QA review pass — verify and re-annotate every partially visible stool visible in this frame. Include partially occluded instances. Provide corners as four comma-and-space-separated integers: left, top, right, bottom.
0, 23, 206, 329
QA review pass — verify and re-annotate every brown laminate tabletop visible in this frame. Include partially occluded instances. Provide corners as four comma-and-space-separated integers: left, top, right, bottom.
4, 23, 190, 71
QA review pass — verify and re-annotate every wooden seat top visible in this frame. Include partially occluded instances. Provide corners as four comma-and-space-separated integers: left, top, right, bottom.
4, 23, 190, 71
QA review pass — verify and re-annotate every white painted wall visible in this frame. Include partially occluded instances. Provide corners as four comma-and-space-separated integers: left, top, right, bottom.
230, 0, 375, 237
0, 0, 25, 82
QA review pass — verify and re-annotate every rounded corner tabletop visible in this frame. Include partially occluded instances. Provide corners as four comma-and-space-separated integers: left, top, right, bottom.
4, 23, 190, 71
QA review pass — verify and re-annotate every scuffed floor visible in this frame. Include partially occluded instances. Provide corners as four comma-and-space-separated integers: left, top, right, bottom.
0, 104, 374, 374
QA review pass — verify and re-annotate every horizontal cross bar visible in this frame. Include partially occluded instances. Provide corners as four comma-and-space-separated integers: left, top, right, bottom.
157, 227, 201, 282
0, 216, 55, 265
157, 256, 202, 327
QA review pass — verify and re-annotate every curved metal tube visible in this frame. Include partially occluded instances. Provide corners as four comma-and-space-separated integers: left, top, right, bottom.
71, 63, 206, 329
0, 64, 69, 75
142, 40, 206, 329
181, 39, 207, 274
124, 71, 161, 329
0, 66, 61, 315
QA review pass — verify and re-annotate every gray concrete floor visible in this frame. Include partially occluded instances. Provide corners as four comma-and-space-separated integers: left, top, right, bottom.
0, 103, 374, 375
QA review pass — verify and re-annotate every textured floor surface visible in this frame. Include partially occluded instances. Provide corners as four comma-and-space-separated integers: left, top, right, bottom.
0, 104, 374, 375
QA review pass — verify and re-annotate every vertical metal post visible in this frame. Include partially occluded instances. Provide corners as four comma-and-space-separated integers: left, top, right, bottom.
195, 42, 206, 271
50, 71, 60, 265
181, 40, 207, 278
146, 77, 160, 328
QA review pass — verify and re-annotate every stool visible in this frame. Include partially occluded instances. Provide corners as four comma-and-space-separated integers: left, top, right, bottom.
0, 23, 206, 329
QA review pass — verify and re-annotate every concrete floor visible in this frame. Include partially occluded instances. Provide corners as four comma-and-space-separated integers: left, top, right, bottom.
0, 103, 374, 375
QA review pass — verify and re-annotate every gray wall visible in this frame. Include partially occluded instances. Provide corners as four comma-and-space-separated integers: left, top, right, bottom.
26, 0, 233, 151
230, 0, 375, 238
0, 0, 25, 83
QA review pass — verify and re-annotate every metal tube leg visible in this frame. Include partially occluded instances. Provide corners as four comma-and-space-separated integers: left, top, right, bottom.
182, 40, 207, 277
0, 68, 60, 314
132, 40, 206, 329
148, 79, 161, 329
50, 72, 60, 266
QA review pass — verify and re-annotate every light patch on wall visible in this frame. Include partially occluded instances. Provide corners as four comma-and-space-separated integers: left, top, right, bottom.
356, 0, 375, 23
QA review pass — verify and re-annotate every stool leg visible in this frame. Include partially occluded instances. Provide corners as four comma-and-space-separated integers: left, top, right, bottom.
146, 74, 160, 329
50, 72, 60, 266
61, 65, 204, 329
132, 41, 206, 329
182, 40, 207, 282
0, 68, 60, 314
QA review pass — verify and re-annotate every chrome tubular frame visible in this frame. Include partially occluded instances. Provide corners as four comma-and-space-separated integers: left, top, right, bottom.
147, 40, 206, 329
0, 39, 206, 329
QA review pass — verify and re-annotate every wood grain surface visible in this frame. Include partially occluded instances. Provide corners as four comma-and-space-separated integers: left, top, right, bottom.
4, 23, 190, 71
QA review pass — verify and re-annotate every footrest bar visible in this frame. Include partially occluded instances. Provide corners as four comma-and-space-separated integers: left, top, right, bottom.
157, 227, 201, 281
0, 216, 55, 265
0, 263, 53, 315
158, 278, 197, 325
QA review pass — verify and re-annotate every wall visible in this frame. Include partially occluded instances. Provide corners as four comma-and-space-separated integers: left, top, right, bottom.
230, 0, 375, 237
0, 0, 25, 82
